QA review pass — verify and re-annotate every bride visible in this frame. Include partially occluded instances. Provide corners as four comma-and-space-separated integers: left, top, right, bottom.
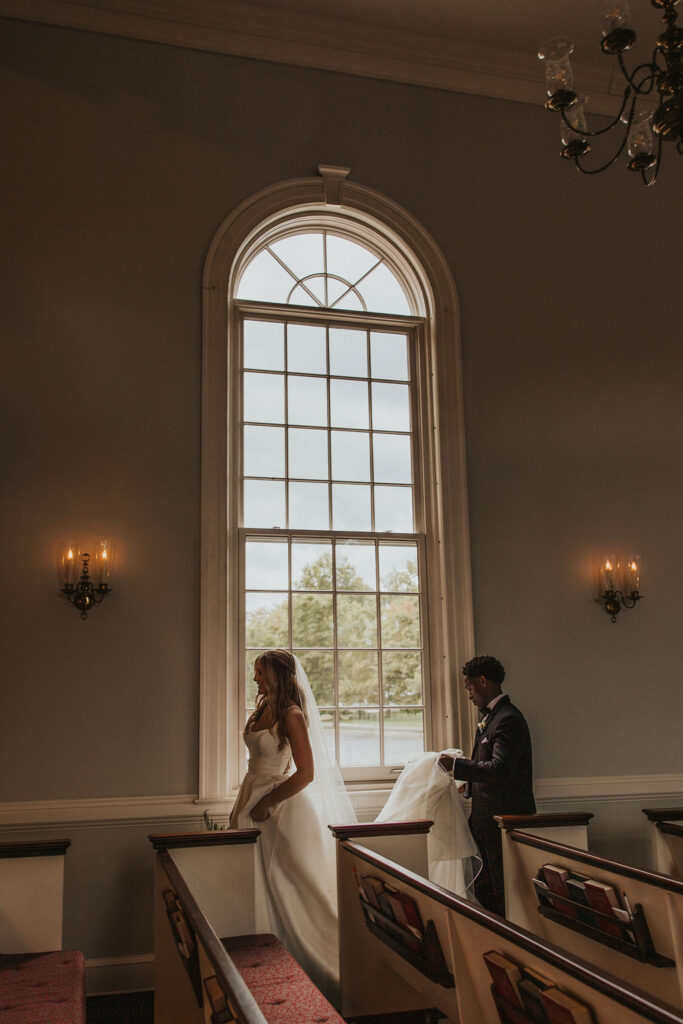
229, 648, 479, 995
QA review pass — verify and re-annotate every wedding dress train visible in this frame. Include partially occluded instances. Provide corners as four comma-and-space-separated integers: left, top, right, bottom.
375, 750, 481, 898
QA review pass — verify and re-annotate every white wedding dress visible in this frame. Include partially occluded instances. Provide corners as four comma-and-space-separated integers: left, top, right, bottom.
229, 724, 340, 998
376, 750, 481, 898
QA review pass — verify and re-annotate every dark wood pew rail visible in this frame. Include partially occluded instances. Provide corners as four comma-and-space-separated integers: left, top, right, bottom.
341, 838, 683, 1024
0, 839, 71, 859
154, 833, 270, 1024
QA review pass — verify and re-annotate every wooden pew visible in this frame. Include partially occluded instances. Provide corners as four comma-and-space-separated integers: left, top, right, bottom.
0, 838, 85, 1024
336, 835, 683, 1023
150, 829, 349, 1024
0, 839, 71, 953
643, 809, 683, 879
150, 823, 436, 1024
497, 818, 683, 1009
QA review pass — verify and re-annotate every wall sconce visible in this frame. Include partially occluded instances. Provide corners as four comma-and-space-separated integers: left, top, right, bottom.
59, 540, 115, 618
600, 555, 642, 622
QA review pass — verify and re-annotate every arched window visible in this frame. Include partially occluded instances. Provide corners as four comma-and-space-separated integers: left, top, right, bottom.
200, 168, 473, 808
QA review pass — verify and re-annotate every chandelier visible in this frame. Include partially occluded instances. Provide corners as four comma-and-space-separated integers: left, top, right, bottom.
538, 0, 683, 186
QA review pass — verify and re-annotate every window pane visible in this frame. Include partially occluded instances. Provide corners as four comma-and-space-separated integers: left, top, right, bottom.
289, 481, 329, 529
337, 593, 377, 648
384, 708, 424, 765
380, 594, 421, 647
295, 649, 334, 705
379, 544, 419, 592
357, 262, 411, 315
292, 593, 334, 647
371, 332, 409, 381
374, 486, 414, 532
292, 542, 333, 590
330, 379, 369, 429
372, 434, 412, 484
289, 284, 318, 307
321, 709, 336, 759
245, 592, 289, 648
270, 232, 324, 281
383, 650, 422, 704
333, 290, 364, 312
331, 431, 370, 482
287, 323, 326, 374
302, 275, 326, 305
288, 428, 328, 480
372, 382, 410, 431
243, 319, 285, 370
329, 328, 367, 378
243, 425, 285, 478
245, 539, 289, 591
340, 709, 380, 766
326, 234, 378, 283
332, 484, 371, 531
326, 278, 350, 306
243, 480, 286, 527
244, 650, 264, 708
288, 376, 328, 426
335, 541, 376, 591
237, 253, 297, 305
244, 372, 284, 425
339, 651, 379, 706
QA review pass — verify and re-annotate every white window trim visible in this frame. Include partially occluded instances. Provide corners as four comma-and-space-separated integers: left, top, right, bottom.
199, 166, 475, 802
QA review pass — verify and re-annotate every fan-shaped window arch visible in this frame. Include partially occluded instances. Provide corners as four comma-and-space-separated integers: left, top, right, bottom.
200, 169, 474, 808
236, 230, 412, 314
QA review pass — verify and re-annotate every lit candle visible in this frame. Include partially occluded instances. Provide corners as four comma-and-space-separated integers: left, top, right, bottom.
625, 556, 641, 595
601, 557, 617, 593
62, 544, 79, 585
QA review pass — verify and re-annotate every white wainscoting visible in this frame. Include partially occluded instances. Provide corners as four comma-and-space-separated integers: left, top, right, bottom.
1, 774, 682, 832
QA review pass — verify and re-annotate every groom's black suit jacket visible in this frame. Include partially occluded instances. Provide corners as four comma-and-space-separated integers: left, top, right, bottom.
452, 694, 535, 914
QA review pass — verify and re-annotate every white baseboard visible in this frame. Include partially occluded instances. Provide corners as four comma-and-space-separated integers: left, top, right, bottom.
85, 954, 154, 996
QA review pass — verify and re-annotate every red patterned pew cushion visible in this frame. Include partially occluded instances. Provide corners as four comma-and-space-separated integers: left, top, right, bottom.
222, 934, 344, 1024
0, 951, 85, 1024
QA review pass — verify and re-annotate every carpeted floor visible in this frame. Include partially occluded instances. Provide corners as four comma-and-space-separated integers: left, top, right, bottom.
86, 991, 154, 1023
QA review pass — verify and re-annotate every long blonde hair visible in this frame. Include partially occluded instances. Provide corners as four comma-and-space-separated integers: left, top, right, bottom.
246, 649, 308, 750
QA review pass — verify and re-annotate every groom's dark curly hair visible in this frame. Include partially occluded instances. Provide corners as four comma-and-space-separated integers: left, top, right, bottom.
462, 655, 505, 686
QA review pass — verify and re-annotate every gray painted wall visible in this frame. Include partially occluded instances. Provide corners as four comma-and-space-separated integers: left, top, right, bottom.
1, 16, 681, 973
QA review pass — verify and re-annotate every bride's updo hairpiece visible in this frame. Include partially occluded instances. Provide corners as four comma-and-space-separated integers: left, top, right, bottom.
253, 649, 309, 750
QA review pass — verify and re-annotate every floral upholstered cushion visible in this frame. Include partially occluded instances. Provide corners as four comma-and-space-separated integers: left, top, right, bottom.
223, 934, 344, 1024
0, 951, 86, 1024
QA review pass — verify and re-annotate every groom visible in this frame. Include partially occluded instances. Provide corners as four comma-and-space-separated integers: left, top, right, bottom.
439, 655, 535, 917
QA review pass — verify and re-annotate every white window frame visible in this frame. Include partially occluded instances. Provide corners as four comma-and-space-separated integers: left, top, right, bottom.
199, 166, 474, 805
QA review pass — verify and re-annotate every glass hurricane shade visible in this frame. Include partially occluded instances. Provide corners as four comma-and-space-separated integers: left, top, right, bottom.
58, 540, 115, 585
538, 37, 575, 96
627, 112, 655, 158
600, 0, 631, 35
561, 98, 588, 145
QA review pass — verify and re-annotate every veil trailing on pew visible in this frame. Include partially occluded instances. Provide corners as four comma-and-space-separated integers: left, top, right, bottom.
293, 655, 357, 827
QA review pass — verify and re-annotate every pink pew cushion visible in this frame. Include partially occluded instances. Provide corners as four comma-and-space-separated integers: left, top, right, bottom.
222, 933, 344, 1024
0, 951, 85, 1024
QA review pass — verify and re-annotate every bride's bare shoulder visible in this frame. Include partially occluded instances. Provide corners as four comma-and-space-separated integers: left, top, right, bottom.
285, 704, 306, 721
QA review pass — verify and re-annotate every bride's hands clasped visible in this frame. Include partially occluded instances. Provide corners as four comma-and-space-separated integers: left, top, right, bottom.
251, 796, 274, 822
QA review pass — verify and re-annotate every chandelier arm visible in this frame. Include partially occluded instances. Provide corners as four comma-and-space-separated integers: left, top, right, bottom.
617, 50, 659, 94
560, 88, 632, 138
573, 125, 632, 174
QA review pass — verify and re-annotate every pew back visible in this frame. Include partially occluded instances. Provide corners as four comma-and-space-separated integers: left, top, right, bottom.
643, 810, 683, 879
499, 825, 683, 1008
337, 837, 683, 1024
0, 840, 70, 954
151, 832, 267, 1024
